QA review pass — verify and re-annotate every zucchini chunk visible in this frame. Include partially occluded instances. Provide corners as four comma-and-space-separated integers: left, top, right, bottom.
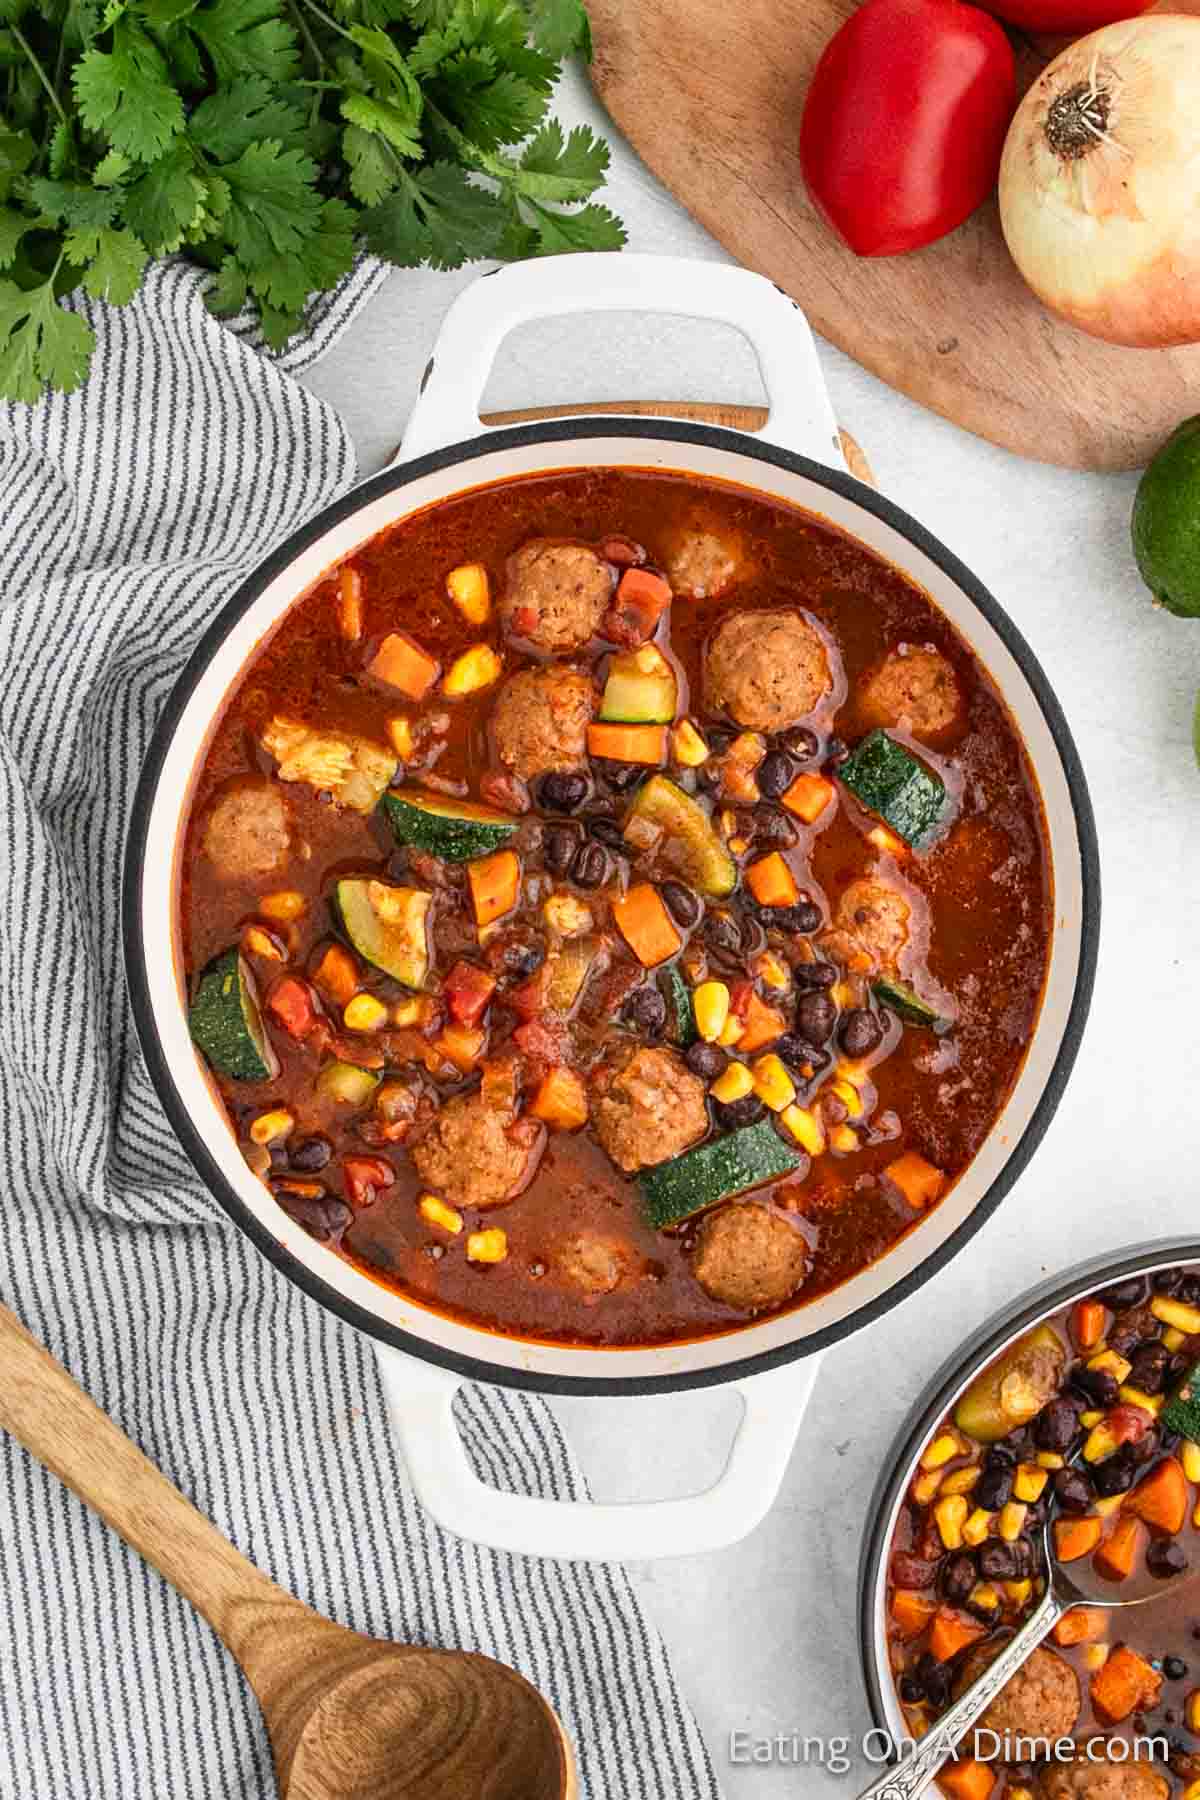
872, 974, 951, 1033
1162, 1363, 1200, 1442
953, 1325, 1066, 1443
639, 1119, 801, 1230
316, 1059, 382, 1107
600, 644, 678, 724
625, 774, 737, 898
189, 947, 278, 1081
382, 790, 517, 863
659, 966, 697, 1047
838, 730, 946, 847
335, 879, 431, 989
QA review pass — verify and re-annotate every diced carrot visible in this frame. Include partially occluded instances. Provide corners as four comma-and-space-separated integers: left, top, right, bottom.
367, 631, 441, 700
1053, 1608, 1109, 1646
884, 1152, 945, 1211
436, 1023, 487, 1072
610, 566, 672, 640
737, 990, 788, 1054
342, 1155, 394, 1208
267, 976, 318, 1039
745, 851, 800, 908
890, 1589, 937, 1639
530, 1066, 589, 1131
467, 850, 520, 927
312, 942, 359, 1007
927, 1607, 986, 1663
936, 1759, 995, 1800
442, 960, 496, 1027
1094, 1514, 1141, 1583
612, 883, 682, 968
1124, 1456, 1188, 1533
1090, 1644, 1162, 1724
1071, 1298, 1106, 1351
336, 565, 364, 640
1054, 1516, 1104, 1562
782, 772, 835, 824
586, 722, 667, 764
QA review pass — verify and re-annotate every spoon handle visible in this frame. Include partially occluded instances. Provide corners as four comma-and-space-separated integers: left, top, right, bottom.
857, 1583, 1066, 1800
0, 1300, 286, 1649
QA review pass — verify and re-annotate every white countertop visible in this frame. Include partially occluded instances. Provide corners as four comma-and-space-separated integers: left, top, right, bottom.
299, 62, 1200, 1797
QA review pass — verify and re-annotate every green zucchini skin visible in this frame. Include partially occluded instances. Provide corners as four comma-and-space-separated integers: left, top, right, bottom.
872, 974, 950, 1033
639, 1119, 802, 1230
659, 966, 697, 1047
626, 774, 737, 898
188, 948, 278, 1081
335, 879, 431, 989
599, 649, 678, 724
382, 790, 517, 862
1163, 1364, 1200, 1441
839, 730, 946, 846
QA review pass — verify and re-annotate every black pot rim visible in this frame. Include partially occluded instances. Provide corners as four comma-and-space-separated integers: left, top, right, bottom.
857, 1236, 1200, 1742
122, 416, 1101, 1397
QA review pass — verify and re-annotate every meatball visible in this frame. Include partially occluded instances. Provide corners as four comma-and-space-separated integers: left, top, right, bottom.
501, 540, 613, 654
557, 1233, 629, 1296
491, 667, 595, 783
665, 529, 741, 599
956, 1642, 1080, 1742
692, 1203, 810, 1313
1041, 1747, 1169, 1800
704, 609, 834, 732
859, 644, 962, 741
834, 877, 911, 968
590, 1045, 708, 1174
408, 1093, 543, 1210
201, 780, 290, 880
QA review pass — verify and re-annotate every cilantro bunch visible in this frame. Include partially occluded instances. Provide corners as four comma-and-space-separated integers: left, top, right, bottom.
0, 0, 623, 406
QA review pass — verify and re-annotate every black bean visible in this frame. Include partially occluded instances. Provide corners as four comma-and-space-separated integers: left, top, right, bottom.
1129, 1343, 1171, 1395
587, 816, 631, 854
794, 961, 837, 992
275, 1191, 352, 1241
537, 770, 590, 813
385, 850, 410, 881
795, 991, 838, 1046
985, 1441, 1018, 1466
1092, 1453, 1137, 1497
1101, 1276, 1149, 1309
289, 1136, 332, 1173
1035, 1396, 1081, 1453
593, 757, 644, 793
571, 842, 609, 888
1010, 1536, 1038, 1579
660, 880, 703, 928
1003, 1426, 1035, 1459
753, 809, 798, 849
545, 823, 582, 877
898, 1674, 924, 1705
1182, 1274, 1200, 1307
685, 1041, 728, 1082
775, 901, 822, 935
1148, 1539, 1189, 1580
1072, 1365, 1120, 1409
977, 1541, 1017, 1581
739, 914, 768, 959
1052, 1468, 1093, 1515
624, 985, 667, 1036
915, 1653, 951, 1710
697, 760, 724, 791
268, 1143, 291, 1169
840, 1008, 883, 1058
1163, 1430, 1181, 1455
774, 1032, 821, 1072
824, 737, 850, 769
703, 911, 742, 956
975, 1464, 1014, 1511
713, 1094, 766, 1130
1168, 1354, 1193, 1386
940, 1553, 976, 1606
1166, 1656, 1190, 1681
498, 940, 544, 979
757, 751, 793, 799
778, 726, 819, 762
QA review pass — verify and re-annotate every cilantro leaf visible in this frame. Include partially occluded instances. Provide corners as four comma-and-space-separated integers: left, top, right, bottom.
0, 278, 94, 403
434, 59, 548, 149
188, 73, 309, 160
206, 253, 247, 315
122, 143, 207, 251
73, 19, 185, 160
343, 121, 398, 206
341, 91, 423, 161
186, 0, 300, 84
0, 205, 32, 269
527, 198, 626, 255
219, 139, 323, 264
516, 119, 607, 199
29, 178, 119, 231
65, 223, 149, 303
363, 160, 505, 269
520, 0, 590, 58
91, 149, 132, 186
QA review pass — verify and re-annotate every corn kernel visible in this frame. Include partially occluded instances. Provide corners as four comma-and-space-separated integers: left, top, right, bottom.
1164, 1326, 1187, 1353
1083, 1645, 1110, 1673
418, 1193, 463, 1235
443, 643, 502, 697
1036, 1452, 1065, 1471
467, 1228, 507, 1264
1079, 1409, 1103, 1429
968, 1583, 999, 1613
912, 1468, 944, 1505
1118, 1385, 1163, 1415
1186, 1691, 1200, 1735
1186, 1781, 1200, 1800
781, 1105, 826, 1158
941, 1467, 980, 1497
756, 952, 790, 992
249, 1109, 294, 1146
1087, 1348, 1132, 1383
259, 890, 307, 922
1151, 1296, 1200, 1335
1003, 1579, 1032, 1607
391, 996, 423, 1027
1009, 1790, 1036, 1800
718, 1016, 745, 1047
243, 924, 284, 962
671, 719, 710, 766
830, 980, 855, 1009
830, 1076, 865, 1121
711, 1062, 755, 1105
1182, 1442, 1200, 1484
751, 1054, 796, 1114
719, 808, 738, 840
998, 1501, 1027, 1541
962, 1508, 992, 1546
921, 1432, 962, 1472
543, 892, 593, 938
829, 1124, 859, 1154
693, 980, 730, 1042
446, 562, 491, 624
934, 1494, 968, 1549
1093, 1494, 1123, 1518
1014, 1464, 1048, 1503
1084, 1423, 1119, 1463
344, 994, 388, 1032
386, 716, 415, 760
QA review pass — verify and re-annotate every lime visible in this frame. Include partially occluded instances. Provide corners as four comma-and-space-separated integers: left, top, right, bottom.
1133, 416, 1200, 619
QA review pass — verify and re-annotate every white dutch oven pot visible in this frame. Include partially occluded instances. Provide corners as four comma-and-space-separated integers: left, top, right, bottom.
124, 256, 1099, 1563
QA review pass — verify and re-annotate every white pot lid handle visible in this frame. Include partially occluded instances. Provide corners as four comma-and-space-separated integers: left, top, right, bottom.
398, 253, 843, 471
375, 1345, 821, 1562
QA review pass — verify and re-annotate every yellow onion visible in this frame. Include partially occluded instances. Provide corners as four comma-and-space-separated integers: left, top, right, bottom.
999, 16, 1200, 347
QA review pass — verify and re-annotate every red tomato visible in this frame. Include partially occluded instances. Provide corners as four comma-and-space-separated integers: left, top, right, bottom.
982, 0, 1152, 28
800, 0, 1016, 258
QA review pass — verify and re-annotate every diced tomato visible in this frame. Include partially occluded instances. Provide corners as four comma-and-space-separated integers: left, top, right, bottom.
508, 972, 546, 1019
606, 566, 672, 644
443, 960, 497, 1027
513, 1016, 572, 1067
511, 604, 538, 636
267, 976, 319, 1039
342, 1155, 394, 1208
728, 979, 755, 1021
1108, 1404, 1153, 1447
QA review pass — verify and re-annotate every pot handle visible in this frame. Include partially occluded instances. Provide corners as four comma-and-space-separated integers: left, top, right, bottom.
397, 253, 843, 469
374, 1345, 821, 1562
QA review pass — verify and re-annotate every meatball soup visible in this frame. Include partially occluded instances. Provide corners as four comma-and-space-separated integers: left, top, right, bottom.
179, 468, 1051, 1348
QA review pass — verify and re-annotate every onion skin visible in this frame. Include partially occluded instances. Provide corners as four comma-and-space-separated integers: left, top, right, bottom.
999, 17, 1200, 348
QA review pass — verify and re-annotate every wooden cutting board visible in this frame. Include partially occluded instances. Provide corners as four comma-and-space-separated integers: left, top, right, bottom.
587, 0, 1200, 471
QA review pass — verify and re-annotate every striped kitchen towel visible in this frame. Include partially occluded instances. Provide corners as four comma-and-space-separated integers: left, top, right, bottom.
0, 260, 721, 1800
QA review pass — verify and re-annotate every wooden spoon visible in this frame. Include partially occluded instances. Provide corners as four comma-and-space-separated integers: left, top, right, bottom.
0, 1301, 576, 1800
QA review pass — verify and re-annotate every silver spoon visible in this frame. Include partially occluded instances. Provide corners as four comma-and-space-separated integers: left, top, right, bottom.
858, 1509, 1180, 1800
